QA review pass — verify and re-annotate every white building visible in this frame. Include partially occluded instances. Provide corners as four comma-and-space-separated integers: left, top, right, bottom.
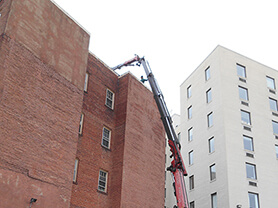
167, 45, 278, 208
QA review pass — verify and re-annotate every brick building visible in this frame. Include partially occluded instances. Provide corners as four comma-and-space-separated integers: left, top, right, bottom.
0, 0, 165, 207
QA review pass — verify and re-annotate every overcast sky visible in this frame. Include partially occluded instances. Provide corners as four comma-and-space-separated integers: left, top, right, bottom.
53, 0, 278, 114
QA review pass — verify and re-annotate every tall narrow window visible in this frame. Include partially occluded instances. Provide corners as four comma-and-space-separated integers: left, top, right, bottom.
206, 88, 212, 103
205, 67, 211, 81
78, 113, 84, 135
275, 145, 278, 159
188, 127, 193, 142
210, 164, 216, 181
84, 72, 89, 92
73, 158, 79, 183
189, 201, 195, 208
105, 89, 115, 109
211, 193, 217, 208
207, 112, 213, 127
98, 170, 108, 192
209, 137, 215, 153
188, 106, 192, 119
189, 175, 194, 190
267, 76, 276, 89
246, 163, 257, 179
241, 110, 251, 125
187, 85, 192, 98
248, 192, 259, 208
272, 120, 278, 134
239, 86, 249, 101
102, 127, 111, 149
177, 132, 181, 142
243, 135, 254, 151
237, 64, 246, 78
189, 150, 193, 165
269, 98, 278, 111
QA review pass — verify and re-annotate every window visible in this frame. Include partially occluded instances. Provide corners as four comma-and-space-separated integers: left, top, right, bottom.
78, 113, 84, 135
84, 72, 89, 92
267, 76, 275, 89
105, 89, 114, 109
272, 120, 278, 134
210, 164, 216, 181
246, 163, 257, 179
209, 137, 215, 153
205, 67, 211, 81
241, 110, 251, 125
177, 132, 181, 142
207, 112, 213, 127
211, 193, 217, 208
188, 106, 192, 119
189, 201, 195, 208
73, 158, 79, 183
102, 127, 111, 149
98, 170, 108, 192
189, 175, 194, 190
206, 88, 212, 103
248, 192, 259, 208
275, 145, 278, 159
189, 151, 193, 165
187, 85, 192, 98
269, 98, 278, 111
237, 64, 246, 78
239, 86, 249, 101
243, 135, 254, 151
188, 127, 193, 142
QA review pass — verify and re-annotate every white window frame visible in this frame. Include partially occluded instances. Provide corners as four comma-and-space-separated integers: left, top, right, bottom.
248, 192, 259, 208
188, 127, 193, 142
266, 76, 276, 90
239, 86, 249, 101
98, 170, 108, 192
207, 112, 213, 127
84, 72, 89, 92
188, 106, 192, 119
189, 175, 194, 190
205, 66, 211, 81
210, 164, 216, 181
209, 137, 215, 153
211, 192, 217, 208
105, 89, 115, 109
102, 127, 111, 149
206, 88, 212, 103
73, 158, 79, 183
241, 110, 251, 125
189, 150, 193, 165
272, 120, 278, 135
269, 97, 278, 111
79, 113, 84, 135
187, 85, 192, 98
243, 135, 254, 151
246, 163, 257, 180
237, 63, 246, 78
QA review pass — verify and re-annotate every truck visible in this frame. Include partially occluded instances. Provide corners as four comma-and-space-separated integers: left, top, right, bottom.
112, 55, 189, 208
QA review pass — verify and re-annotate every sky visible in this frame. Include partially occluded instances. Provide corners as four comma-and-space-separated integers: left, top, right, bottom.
53, 0, 278, 114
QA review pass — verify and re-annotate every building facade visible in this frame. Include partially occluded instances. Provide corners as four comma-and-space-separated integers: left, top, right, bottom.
179, 45, 278, 207
0, 0, 165, 207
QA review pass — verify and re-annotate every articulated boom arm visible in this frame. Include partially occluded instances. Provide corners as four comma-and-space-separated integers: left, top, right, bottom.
112, 55, 189, 208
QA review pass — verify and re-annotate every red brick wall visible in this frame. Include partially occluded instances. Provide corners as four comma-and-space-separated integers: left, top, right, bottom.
70, 53, 119, 208
0, 0, 89, 207
70, 53, 165, 208
119, 74, 166, 208
2, 0, 90, 90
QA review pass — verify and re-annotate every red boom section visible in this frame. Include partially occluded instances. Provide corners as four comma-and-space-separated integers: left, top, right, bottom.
173, 169, 189, 208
